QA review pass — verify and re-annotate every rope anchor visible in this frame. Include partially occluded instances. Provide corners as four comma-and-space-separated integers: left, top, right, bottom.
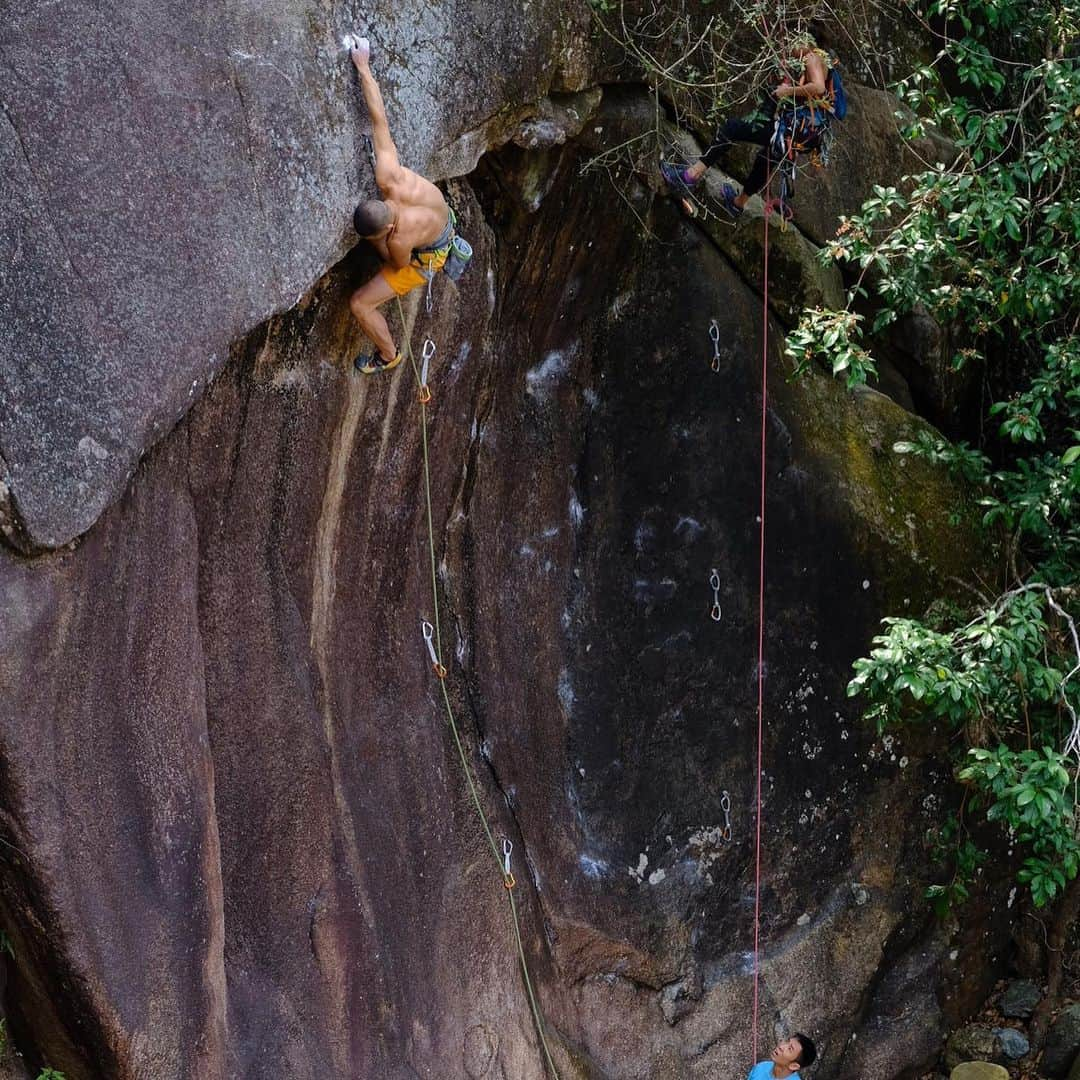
709, 568, 722, 622
709, 319, 722, 372
502, 838, 516, 889
418, 339, 435, 404
421, 619, 447, 679
720, 789, 732, 842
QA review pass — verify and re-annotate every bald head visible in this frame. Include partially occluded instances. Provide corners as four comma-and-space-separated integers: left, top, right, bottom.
353, 199, 393, 237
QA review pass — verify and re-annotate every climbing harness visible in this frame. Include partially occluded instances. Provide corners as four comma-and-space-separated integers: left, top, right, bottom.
709, 568, 722, 622
721, 790, 733, 842
397, 297, 561, 1078
419, 339, 435, 404
709, 319, 722, 373
412, 209, 458, 314
766, 54, 848, 223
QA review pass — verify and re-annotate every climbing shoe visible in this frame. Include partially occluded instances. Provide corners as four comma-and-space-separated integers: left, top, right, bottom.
719, 183, 743, 219
660, 161, 700, 218
660, 160, 699, 195
354, 350, 404, 375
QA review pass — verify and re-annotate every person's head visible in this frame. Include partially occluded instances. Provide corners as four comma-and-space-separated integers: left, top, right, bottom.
772, 1033, 817, 1071
776, 27, 817, 57
353, 199, 394, 238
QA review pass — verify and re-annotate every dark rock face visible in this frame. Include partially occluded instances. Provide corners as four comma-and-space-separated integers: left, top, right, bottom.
1043, 1004, 1080, 1078
0, 7, 1006, 1080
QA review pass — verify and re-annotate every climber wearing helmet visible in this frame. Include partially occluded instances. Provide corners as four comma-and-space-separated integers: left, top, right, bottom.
346, 36, 456, 374
747, 1033, 818, 1078
661, 31, 831, 218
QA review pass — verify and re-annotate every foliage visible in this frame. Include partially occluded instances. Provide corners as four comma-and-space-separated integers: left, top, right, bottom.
786, 307, 876, 388
36, 1071, 66, 1080
893, 430, 989, 485
850, 588, 1061, 732
850, 583, 1080, 908
586, 0, 791, 126
961, 746, 1080, 908
790, 0, 1080, 911
925, 814, 988, 915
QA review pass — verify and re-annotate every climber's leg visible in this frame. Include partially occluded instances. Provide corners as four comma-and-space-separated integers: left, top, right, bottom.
349, 273, 399, 369
691, 113, 773, 181
743, 145, 773, 198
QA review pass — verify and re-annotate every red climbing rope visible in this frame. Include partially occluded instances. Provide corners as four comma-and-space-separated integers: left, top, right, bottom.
751, 194, 770, 1065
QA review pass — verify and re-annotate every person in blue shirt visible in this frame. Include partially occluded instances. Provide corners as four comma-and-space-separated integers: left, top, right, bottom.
747, 1033, 817, 1078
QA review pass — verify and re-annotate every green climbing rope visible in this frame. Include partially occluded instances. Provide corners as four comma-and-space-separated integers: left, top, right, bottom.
394, 296, 561, 1079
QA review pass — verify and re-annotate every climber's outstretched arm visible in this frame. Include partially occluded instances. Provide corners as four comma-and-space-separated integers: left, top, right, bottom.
350, 39, 401, 191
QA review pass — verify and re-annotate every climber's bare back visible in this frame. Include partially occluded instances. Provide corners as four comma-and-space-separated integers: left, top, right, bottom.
379, 167, 448, 253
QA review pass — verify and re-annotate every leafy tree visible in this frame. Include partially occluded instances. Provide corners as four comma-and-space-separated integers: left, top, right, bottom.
788, 0, 1079, 1036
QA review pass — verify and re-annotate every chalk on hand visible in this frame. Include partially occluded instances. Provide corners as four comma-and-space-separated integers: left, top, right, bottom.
342, 33, 370, 60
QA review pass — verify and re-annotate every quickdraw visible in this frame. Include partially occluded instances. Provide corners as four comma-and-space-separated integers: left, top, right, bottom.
421, 619, 447, 679
709, 319, 722, 373
721, 790, 733, 842
502, 838, 516, 890
419, 338, 435, 404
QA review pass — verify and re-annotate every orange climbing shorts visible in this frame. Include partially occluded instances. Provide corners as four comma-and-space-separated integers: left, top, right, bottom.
380, 249, 449, 296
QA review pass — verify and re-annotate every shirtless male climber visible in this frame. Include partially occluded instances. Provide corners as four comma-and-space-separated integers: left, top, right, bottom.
746, 1033, 818, 1078
661, 33, 830, 218
347, 37, 456, 374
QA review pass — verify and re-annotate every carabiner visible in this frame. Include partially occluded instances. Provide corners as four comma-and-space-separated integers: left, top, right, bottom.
419, 338, 436, 403
421, 619, 447, 679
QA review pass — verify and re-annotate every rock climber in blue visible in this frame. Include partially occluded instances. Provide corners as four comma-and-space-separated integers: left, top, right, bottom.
747, 1033, 817, 1078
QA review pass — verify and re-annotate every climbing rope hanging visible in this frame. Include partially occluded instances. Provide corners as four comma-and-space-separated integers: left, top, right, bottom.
751, 192, 771, 1064
749, 93, 801, 1057
395, 296, 562, 1080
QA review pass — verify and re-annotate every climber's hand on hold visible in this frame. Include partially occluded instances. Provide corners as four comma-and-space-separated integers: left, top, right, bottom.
350, 37, 371, 70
